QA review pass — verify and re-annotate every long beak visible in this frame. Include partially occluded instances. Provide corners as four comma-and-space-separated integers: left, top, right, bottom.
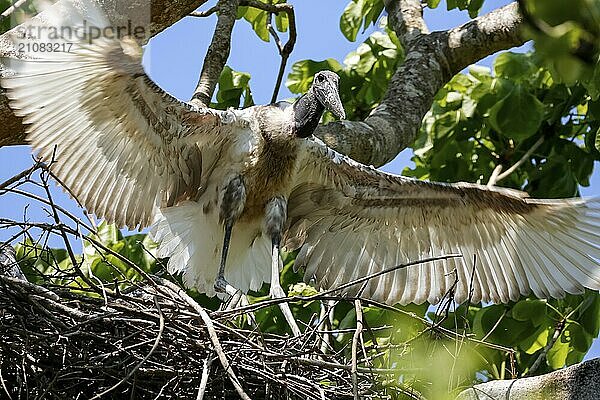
322, 89, 345, 120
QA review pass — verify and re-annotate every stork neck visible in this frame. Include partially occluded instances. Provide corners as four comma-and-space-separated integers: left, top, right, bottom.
293, 90, 324, 138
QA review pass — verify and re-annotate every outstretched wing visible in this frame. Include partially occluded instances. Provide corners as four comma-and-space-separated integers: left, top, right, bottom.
285, 138, 600, 305
1, 0, 242, 229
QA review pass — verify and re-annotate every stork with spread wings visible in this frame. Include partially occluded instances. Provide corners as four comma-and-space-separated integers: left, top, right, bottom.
3, 0, 600, 336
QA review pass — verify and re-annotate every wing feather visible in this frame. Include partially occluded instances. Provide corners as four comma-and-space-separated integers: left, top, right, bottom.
285, 138, 600, 305
1, 0, 237, 229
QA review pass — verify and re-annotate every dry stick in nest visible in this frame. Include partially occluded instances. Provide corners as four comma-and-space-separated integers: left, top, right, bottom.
158, 278, 252, 400
197, 357, 214, 400
89, 296, 165, 400
352, 299, 364, 400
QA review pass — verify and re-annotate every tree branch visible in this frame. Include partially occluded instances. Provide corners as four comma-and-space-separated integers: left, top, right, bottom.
315, 2, 525, 167
386, 0, 429, 47
190, 0, 240, 108
456, 358, 600, 400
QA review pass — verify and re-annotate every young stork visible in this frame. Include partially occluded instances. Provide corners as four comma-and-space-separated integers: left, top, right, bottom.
4, 0, 600, 335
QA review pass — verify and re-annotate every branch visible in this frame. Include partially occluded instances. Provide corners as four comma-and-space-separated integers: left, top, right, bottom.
386, 0, 429, 47
0, 0, 29, 22
351, 299, 364, 400
189, 6, 220, 18
237, 0, 297, 103
487, 136, 544, 186
456, 358, 600, 400
190, 0, 240, 108
314, 2, 525, 167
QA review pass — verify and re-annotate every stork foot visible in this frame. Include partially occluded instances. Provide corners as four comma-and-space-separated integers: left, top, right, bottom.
214, 276, 239, 297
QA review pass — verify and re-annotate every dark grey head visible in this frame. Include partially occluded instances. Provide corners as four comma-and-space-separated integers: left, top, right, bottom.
293, 70, 345, 138
310, 71, 345, 120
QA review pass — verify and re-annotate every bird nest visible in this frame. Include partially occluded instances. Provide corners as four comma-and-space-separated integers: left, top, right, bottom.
0, 270, 417, 399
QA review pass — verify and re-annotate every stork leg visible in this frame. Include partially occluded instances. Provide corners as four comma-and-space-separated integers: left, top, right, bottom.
214, 175, 246, 297
265, 196, 302, 337
214, 221, 239, 297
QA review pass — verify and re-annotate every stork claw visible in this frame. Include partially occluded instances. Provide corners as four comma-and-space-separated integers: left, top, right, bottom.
214, 276, 238, 297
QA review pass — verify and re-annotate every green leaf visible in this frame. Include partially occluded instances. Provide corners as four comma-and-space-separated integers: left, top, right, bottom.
512, 299, 547, 326
213, 66, 254, 109
94, 221, 122, 244
588, 99, 600, 120
547, 332, 570, 369
579, 292, 600, 338
527, 155, 579, 198
340, 0, 365, 42
363, 0, 384, 29
488, 85, 544, 140
494, 52, 538, 81
467, 0, 484, 18
565, 322, 593, 353
427, 0, 441, 8
339, 0, 384, 42
582, 64, 600, 100
241, 7, 270, 42
519, 323, 551, 354
275, 12, 289, 32
594, 127, 600, 153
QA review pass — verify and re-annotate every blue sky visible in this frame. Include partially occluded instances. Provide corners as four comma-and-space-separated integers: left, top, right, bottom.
1, 0, 599, 359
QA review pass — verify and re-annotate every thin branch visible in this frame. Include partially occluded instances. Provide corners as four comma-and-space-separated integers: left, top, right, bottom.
491, 136, 545, 185
238, 0, 297, 103
89, 296, 165, 400
39, 157, 100, 292
190, 0, 240, 107
158, 278, 251, 400
487, 165, 503, 187
0, 0, 28, 23
0, 161, 43, 191
351, 299, 364, 400
214, 253, 462, 318
196, 358, 213, 400
189, 5, 220, 18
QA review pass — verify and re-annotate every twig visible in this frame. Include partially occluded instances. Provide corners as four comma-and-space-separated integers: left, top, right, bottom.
0, 0, 29, 22
0, 366, 12, 400
3, 187, 96, 233
190, 0, 240, 107
38, 161, 100, 292
239, 0, 296, 103
196, 358, 213, 400
89, 296, 165, 400
215, 253, 462, 318
526, 318, 565, 376
486, 165, 503, 187
351, 299, 364, 400
158, 278, 251, 400
189, 5, 219, 18
0, 161, 44, 191
487, 136, 544, 186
